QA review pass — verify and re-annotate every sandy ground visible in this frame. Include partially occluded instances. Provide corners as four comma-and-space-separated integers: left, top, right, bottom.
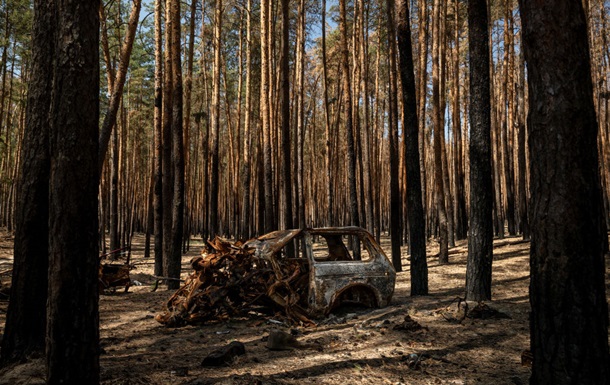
0, 230, 608, 385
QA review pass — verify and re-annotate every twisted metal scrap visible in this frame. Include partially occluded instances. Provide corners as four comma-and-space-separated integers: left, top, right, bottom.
155, 237, 314, 327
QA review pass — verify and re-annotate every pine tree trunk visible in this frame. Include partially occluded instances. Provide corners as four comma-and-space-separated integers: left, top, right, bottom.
47, 0, 100, 382
240, 0, 253, 239
397, 0, 427, 295
168, 0, 184, 290
340, 0, 360, 258
260, 0, 274, 233
162, 0, 174, 273
432, 0, 448, 264
153, 0, 164, 276
465, 0, 494, 302
280, 0, 293, 232
98, 0, 142, 172
386, 0, 402, 271
452, 0, 467, 240
0, 0, 54, 364
519, 0, 610, 382
416, 0, 429, 231
208, 0, 222, 239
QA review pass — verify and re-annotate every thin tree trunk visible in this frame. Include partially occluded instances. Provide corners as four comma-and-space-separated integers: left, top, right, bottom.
209, 0, 222, 239
296, 0, 306, 235
98, 0, 142, 174
322, 0, 333, 226
162, 0, 174, 277
168, 0, 184, 290
153, 0, 164, 276
432, 0, 448, 264
397, 0, 427, 294
280, 0, 293, 232
340, 0, 360, 259
417, 0, 429, 231
386, 0, 402, 271
501, 0, 516, 235
240, 0, 253, 239
466, 0, 494, 301
261, 0, 274, 232
452, 0, 467, 240
360, 0, 374, 235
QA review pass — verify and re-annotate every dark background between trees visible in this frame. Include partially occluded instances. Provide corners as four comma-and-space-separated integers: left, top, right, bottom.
0, 0, 608, 383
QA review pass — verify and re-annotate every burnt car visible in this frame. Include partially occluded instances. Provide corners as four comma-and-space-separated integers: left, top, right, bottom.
156, 226, 396, 327
245, 226, 396, 317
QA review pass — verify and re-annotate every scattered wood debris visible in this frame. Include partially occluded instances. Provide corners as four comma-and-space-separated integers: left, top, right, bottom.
439, 297, 469, 323
393, 315, 427, 332
155, 237, 314, 327
201, 341, 246, 367
99, 247, 134, 293
467, 302, 511, 319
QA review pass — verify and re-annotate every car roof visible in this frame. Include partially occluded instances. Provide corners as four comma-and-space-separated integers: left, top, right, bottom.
243, 227, 373, 259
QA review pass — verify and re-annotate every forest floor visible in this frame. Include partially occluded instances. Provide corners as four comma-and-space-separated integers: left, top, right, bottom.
0, 230, 609, 385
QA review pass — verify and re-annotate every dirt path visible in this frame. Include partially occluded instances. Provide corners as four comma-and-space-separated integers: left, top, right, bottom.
0, 231, 608, 385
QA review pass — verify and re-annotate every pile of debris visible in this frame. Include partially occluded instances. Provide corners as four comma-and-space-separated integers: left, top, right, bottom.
155, 237, 314, 327
99, 247, 134, 293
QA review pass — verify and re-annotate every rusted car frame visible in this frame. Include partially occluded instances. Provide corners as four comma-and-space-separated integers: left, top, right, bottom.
245, 226, 396, 317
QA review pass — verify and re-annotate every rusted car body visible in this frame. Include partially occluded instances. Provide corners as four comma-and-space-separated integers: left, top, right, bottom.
245, 226, 396, 317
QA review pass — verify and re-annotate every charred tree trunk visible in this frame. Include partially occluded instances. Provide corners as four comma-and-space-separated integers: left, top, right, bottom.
340, 0, 360, 258
210, 0, 222, 238
162, 0, 174, 273
432, 0, 448, 264
465, 0, 494, 301
168, 0, 184, 290
397, 0, 427, 294
452, 0, 467, 241
0, 0, 54, 364
46, 0, 100, 382
322, 0, 333, 226
386, 0, 402, 271
519, 0, 610, 382
240, 0, 253, 239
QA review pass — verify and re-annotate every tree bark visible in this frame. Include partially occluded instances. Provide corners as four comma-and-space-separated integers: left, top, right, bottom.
260, 0, 274, 233
386, 0, 402, 271
431, 0, 448, 264
452, 0, 467, 240
153, 0, 164, 276
518, 0, 610, 382
465, 0, 494, 301
98, 0, 142, 174
340, 0, 360, 258
416, 0, 429, 231
240, 0, 253, 239
162, 0, 174, 272
279, 0, 293, 232
322, 0, 333, 226
47, 0, 100, 382
168, 0, 184, 290
209, 0, 222, 239
0, 0, 54, 364
397, 0, 427, 294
